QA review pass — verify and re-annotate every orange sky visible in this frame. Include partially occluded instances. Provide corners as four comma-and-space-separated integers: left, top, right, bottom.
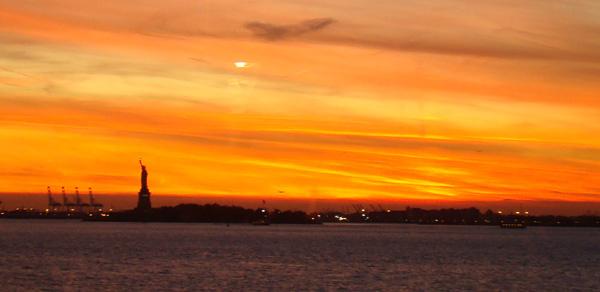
0, 1, 599, 209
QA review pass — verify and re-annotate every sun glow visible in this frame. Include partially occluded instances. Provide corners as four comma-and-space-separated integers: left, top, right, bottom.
234, 61, 248, 68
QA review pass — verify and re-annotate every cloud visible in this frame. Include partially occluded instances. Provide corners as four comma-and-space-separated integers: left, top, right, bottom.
245, 18, 335, 41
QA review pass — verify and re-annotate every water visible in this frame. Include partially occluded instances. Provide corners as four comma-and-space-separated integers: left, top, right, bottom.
0, 220, 598, 291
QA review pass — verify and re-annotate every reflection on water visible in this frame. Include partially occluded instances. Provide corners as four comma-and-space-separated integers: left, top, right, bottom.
0, 220, 599, 291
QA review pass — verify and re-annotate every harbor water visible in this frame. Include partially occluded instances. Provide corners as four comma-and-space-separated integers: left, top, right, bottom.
0, 220, 598, 291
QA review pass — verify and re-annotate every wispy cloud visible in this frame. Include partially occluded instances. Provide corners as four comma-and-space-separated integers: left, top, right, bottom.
0, 0, 599, 206
245, 18, 335, 41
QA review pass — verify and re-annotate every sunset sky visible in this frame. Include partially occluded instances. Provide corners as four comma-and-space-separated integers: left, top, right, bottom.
1, 0, 599, 208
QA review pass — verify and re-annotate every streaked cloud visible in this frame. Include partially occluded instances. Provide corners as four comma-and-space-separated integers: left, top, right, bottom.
0, 0, 599, 209
245, 18, 335, 41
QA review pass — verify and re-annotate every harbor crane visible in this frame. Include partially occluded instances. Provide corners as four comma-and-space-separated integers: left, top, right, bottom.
47, 186, 62, 211
62, 186, 76, 212
88, 187, 103, 211
74, 187, 89, 212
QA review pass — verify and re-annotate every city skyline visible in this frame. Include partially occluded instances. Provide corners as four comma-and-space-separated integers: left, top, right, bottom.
1, 1, 600, 212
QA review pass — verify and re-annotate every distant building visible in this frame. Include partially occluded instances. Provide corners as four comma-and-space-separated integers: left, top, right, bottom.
136, 160, 152, 211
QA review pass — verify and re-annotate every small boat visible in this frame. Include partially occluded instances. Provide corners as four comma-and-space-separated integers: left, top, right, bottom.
251, 219, 270, 226
500, 222, 526, 229
252, 203, 270, 225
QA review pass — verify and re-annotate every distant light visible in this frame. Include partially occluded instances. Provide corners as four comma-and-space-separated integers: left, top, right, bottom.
361, 209, 365, 212
234, 61, 248, 68
498, 211, 503, 214
515, 211, 520, 215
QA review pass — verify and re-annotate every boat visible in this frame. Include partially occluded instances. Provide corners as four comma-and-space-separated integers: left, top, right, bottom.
251, 202, 270, 225
500, 222, 526, 229
251, 219, 270, 226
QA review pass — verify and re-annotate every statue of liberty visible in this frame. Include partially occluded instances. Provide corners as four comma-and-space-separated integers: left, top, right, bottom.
136, 160, 152, 210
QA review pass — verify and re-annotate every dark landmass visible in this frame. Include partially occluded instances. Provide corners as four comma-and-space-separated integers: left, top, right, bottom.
93, 204, 314, 224
318, 207, 600, 227
1, 204, 599, 227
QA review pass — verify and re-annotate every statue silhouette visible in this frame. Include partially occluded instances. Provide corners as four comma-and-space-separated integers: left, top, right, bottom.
136, 160, 152, 210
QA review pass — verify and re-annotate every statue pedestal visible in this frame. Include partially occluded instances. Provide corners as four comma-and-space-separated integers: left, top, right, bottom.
137, 189, 151, 210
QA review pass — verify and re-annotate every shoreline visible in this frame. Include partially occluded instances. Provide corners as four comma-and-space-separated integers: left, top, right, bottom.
1, 204, 599, 228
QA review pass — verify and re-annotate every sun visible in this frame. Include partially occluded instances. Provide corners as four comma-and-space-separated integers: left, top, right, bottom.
234, 61, 248, 68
